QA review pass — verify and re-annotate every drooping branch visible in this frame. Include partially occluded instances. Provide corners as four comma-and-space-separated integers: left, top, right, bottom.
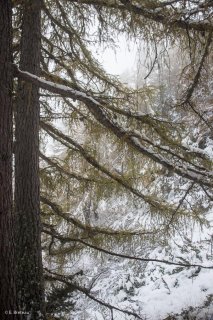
182, 30, 213, 105
41, 196, 155, 236
41, 120, 201, 217
42, 224, 213, 270
65, 0, 213, 33
40, 151, 98, 183
44, 268, 144, 319
13, 64, 213, 188
167, 182, 195, 226
118, 0, 213, 32
42, 1, 123, 93
41, 69, 212, 164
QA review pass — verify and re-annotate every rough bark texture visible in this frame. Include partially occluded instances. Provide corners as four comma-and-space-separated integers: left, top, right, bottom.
0, 1, 18, 318
15, 0, 45, 318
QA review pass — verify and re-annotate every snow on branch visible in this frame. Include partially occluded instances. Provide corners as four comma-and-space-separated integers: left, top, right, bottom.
14, 64, 213, 188
13, 64, 101, 106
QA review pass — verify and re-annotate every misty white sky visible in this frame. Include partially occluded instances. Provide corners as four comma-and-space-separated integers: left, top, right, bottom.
97, 36, 138, 76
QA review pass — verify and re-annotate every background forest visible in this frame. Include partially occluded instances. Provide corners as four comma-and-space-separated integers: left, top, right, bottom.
0, 0, 213, 319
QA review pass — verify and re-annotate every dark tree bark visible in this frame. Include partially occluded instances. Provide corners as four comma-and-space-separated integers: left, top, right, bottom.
0, 0, 17, 318
15, 0, 45, 318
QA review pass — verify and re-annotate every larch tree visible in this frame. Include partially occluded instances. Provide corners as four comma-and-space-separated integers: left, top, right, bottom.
0, 0, 18, 318
8, 0, 213, 318
14, 0, 45, 318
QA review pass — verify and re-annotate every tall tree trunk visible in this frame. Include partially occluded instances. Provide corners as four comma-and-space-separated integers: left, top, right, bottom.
15, 0, 45, 318
0, 0, 17, 318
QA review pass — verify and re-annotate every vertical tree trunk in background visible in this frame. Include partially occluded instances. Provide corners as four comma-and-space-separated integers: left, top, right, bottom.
0, 0, 17, 318
15, 0, 45, 318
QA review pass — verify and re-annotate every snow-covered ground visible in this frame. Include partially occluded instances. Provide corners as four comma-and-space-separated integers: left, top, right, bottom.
56, 203, 213, 320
